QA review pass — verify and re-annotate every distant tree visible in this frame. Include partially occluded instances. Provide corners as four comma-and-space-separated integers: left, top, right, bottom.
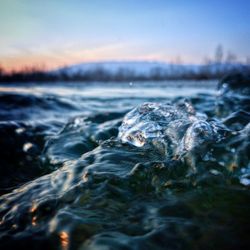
246, 56, 250, 65
0, 64, 5, 76
174, 56, 182, 65
215, 44, 224, 64
225, 51, 237, 64
150, 67, 165, 80
200, 57, 213, 78
203, 56, 212, 65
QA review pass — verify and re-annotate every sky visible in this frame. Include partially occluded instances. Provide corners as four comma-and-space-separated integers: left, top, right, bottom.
0, 0, 250, 71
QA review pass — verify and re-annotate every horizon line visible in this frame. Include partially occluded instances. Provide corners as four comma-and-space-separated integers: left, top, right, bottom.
1, 59, 249, 73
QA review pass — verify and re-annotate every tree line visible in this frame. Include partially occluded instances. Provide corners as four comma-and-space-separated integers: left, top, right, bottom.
0, 45, 249, 83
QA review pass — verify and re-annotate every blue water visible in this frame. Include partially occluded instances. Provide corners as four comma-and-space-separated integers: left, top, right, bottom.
0, 80, 249, 250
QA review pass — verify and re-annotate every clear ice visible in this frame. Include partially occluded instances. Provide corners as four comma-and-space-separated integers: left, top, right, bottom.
118, 101, 228, 158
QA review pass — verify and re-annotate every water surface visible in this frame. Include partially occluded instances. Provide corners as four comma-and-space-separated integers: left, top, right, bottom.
0, 80, 249, 250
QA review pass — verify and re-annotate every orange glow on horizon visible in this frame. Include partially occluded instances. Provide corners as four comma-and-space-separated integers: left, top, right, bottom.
0, 43, 201, 73
0, 43, 133, 72
1, 54, 88, 73
0, 55, 197, 73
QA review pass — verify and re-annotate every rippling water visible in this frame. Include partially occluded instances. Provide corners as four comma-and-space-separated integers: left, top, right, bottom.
0, 80, 249, 250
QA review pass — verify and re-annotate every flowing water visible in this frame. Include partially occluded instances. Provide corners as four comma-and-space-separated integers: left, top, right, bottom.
0, 80, 249, 250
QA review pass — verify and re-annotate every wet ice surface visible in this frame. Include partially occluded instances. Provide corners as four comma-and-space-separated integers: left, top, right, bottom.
118, 101, 229, 166
119, 101, 195, 148
0, 79, 250, 250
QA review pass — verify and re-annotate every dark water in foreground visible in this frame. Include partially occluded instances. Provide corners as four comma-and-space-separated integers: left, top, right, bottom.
0, 80, 249, 250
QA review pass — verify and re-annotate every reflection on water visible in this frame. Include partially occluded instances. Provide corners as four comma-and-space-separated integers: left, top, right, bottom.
60, 231, 69, 250
0, 79, 249, 250
0, 80, 216, 98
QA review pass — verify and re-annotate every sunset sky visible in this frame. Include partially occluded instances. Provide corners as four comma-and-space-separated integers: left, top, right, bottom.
1, 0, 250, 71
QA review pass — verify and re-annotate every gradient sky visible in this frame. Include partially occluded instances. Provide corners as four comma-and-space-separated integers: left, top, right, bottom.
1, 0, 250, 71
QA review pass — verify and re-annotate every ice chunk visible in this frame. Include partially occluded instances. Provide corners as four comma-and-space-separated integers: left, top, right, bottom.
118, 101, 195, 149
119, 101, 229, 161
